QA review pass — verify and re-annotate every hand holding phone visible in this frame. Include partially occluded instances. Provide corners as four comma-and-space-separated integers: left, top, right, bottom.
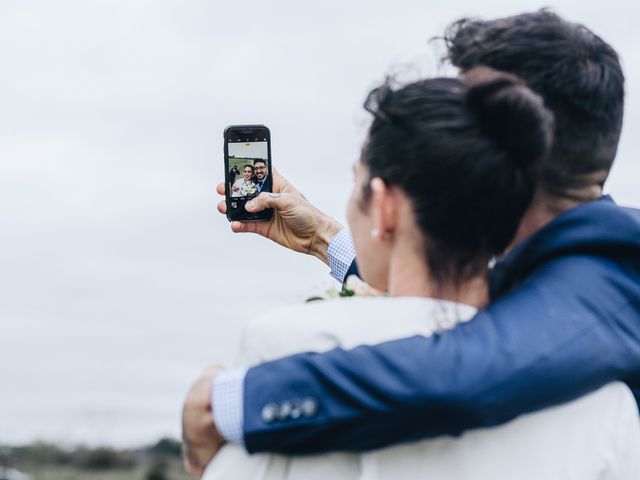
216, 166, 343, 266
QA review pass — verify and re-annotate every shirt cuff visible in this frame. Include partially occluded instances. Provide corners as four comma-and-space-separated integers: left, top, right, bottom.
212, 369, 247, 445
327, 228, 356, 283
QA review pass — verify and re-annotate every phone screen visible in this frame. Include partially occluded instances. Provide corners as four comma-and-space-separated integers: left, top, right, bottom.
224, 125, 273, 222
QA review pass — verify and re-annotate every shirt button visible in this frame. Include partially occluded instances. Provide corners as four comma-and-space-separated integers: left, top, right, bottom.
261, 403, 279, 424
279, 401, 293, 420
301, 397, 318, 418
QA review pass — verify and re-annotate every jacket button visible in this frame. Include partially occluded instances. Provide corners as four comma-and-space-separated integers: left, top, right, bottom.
290, 399, 302, 419
261, 403, 279, 423
279, 401, 293, 420
301, 397, 318, 418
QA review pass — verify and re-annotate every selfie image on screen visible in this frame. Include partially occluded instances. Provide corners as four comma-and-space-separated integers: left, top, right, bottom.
227, 139, 271, 217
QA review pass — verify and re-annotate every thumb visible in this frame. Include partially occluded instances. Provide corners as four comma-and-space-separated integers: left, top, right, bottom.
245, 192, 295, 212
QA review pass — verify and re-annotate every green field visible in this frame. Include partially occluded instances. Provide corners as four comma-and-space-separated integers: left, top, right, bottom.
1, 439, 191, 480
227, 156, 260, 172
8, 464, 191, 480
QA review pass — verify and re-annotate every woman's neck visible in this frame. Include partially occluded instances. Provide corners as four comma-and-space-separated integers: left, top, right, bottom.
386, 251, 489, 309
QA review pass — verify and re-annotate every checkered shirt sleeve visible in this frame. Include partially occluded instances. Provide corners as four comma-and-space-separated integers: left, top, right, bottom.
212, 368, 247, 445
327, 228, 356, 282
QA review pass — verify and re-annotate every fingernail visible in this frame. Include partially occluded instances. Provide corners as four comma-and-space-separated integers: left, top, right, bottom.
246, 200, 255, 209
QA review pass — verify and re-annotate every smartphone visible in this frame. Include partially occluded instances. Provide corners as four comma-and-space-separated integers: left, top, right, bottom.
224, 124, 273, 222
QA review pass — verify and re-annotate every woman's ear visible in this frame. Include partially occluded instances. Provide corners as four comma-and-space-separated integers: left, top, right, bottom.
369, 177, 397, 240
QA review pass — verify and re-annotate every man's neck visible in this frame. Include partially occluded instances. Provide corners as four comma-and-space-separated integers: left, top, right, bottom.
507, 185, 603, 252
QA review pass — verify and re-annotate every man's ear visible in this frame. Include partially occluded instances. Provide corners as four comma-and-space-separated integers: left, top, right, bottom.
370, 177, 397, 240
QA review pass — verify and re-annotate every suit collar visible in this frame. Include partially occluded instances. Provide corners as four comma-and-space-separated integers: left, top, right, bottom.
490, 196, 640, 299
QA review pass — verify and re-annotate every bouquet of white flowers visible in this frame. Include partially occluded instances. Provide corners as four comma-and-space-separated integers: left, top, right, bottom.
238, 181, 257, 196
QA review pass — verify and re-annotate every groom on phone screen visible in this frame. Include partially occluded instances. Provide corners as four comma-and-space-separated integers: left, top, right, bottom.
252, 159, 270, 194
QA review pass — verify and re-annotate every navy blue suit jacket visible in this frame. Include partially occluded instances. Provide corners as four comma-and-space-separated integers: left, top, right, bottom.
242, 196, 640, 454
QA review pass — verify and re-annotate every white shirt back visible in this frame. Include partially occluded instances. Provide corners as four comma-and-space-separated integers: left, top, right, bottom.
204, 296, 640, 480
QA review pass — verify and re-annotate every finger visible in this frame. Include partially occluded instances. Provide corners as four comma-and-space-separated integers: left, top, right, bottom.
272, 167, 301, 196
230, 220, 270, 238
271, 166, 285, 184
216, 182, 226, 196
181, 438, 200, 475
245, 192, 296, 212
185, 462, 202, 477
183, 449, 204, 477
217, 200, 227, 214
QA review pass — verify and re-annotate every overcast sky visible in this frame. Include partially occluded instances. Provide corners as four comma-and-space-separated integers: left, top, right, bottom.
228, 141, 268, 160
0, 0, 638, 446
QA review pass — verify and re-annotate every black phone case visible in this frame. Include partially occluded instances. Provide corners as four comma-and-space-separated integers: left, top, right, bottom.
224, 124, 274, 222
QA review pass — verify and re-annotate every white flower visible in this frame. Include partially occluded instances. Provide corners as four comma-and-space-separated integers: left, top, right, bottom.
239, 181, 257, 196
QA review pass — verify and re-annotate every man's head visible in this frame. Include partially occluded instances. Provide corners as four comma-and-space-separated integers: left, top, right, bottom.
254, 159, 268, 181
444, 9, 624, 202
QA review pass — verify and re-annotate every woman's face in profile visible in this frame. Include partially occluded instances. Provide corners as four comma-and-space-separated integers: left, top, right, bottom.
346, 161, 390, 291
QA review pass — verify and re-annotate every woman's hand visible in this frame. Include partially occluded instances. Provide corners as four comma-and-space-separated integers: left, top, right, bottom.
182, 365, 226, 476
217, 168, 342, 266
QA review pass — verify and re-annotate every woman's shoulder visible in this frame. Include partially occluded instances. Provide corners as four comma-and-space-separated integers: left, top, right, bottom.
240, 296, 478, 363
252, 296, 476, 325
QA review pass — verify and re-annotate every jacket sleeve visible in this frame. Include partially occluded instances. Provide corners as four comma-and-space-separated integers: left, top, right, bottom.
241, 255, 640, 454
342, 259, 360, 284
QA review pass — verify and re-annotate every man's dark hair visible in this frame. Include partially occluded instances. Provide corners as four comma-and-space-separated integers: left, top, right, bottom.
254, 159, 267, 166
444, 9, 624, 199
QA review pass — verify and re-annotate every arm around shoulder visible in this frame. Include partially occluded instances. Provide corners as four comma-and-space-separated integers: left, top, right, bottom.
241, 255, 640, 454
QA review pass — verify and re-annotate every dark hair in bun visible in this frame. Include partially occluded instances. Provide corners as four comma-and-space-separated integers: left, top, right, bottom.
362, 67, 554, 283
465, 67, 554, 169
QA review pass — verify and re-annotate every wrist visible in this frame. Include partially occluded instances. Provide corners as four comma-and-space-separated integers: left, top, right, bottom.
309, 213, 342, 266
212, 369, 247, 445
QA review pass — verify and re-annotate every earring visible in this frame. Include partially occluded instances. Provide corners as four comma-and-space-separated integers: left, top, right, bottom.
371, 228, 380, 239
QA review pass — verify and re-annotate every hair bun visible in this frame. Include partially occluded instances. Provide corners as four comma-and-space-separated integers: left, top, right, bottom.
464, 66, 554, 169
